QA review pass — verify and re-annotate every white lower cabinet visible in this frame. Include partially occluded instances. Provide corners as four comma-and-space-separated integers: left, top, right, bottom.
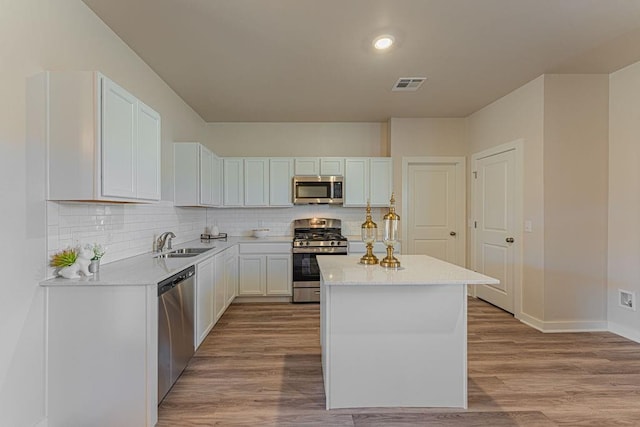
238, 243, 292, 297
214, 252, 226, 321
196, 246, 238, 348
224, 245, 239, 306
238, 256, 264, 295
195, 256, 215, 348
266, 255, 292, 295
45, 284, 157, 426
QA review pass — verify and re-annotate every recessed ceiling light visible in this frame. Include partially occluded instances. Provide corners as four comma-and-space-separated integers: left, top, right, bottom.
373, 35, 394, 50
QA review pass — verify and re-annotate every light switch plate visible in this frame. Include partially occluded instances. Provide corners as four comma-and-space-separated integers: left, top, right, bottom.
524, 220, 532, 233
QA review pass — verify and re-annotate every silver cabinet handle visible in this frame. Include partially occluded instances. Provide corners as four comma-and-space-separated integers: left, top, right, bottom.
506, 237, 514, 243
450, 231, 457, 236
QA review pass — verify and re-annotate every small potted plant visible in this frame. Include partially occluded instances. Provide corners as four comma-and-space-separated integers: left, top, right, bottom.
50, 247, 78, 272
87, 243, 106, 273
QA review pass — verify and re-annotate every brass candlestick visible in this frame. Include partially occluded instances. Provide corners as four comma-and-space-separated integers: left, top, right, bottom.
380, 193, 400, 269
360, 200, 379, 265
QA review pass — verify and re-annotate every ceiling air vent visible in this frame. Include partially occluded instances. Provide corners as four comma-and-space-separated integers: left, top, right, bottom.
392, 77, 426, 92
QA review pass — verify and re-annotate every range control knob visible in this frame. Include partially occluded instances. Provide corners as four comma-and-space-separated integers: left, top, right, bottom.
331, 241, 336, 246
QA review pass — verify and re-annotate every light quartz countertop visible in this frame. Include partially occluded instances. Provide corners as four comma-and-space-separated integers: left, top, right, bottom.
317, 255, 499, 286
41, 235, 293, 287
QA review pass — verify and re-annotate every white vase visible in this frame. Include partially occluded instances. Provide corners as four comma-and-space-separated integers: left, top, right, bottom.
88, 260, 100, 273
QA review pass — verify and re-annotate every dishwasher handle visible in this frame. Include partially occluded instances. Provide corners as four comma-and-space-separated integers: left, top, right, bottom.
158, 266, 195, 296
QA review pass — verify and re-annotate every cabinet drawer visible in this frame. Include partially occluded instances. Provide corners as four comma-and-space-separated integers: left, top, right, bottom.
293, 287, 320, 303
239, 243, 291, 254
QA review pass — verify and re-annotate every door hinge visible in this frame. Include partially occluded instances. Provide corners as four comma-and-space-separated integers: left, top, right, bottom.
473, 171, 477, 179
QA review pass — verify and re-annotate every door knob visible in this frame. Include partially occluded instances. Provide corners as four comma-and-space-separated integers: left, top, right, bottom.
506, 237, 514, 243
450, 231, 457, 236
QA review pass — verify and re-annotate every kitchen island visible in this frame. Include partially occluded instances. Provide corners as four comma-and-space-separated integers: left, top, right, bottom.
317, 255, 499, 410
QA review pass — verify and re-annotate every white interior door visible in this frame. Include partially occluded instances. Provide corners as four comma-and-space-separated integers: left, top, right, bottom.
474, 149, 516, 313
403, 158, 465, 265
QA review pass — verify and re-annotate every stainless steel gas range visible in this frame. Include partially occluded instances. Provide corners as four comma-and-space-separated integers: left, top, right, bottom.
292, 218, 348, 303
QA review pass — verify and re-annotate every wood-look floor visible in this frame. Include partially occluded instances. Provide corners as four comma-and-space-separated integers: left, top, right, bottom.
158, 299, 640, 426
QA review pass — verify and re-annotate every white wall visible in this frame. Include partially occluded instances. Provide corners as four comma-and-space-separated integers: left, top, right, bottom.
206, 122, 388, 157
1, 0, 208, 425
467, 76, 546, 321
543, 75, 609, 327
388, 118, 468, 220
608, 61, 640, 341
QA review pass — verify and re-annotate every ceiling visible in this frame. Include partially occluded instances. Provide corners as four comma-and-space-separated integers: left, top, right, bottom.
82, 0, 640, 122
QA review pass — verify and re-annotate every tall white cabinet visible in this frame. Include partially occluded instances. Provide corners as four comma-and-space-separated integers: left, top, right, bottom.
44, 71, 161, 202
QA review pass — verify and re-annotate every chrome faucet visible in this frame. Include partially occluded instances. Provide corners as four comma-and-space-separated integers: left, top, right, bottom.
157, 231, 176, 252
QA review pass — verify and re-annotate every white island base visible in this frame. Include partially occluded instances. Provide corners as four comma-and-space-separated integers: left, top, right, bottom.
318, 255, 499, 410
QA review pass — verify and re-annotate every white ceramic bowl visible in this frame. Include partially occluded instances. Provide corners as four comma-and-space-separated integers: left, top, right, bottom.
253, 228, 270, 238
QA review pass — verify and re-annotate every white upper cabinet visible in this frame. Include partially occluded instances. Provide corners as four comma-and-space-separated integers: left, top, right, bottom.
200, 146, 214, 205
344, 158, 368, 206
320, 157, 344, 176
223, 158, 244, 206
211, 154, 223, 206
294, 157, 319, 175
369, 158, 393, 206
294, 157, 344, 176
174, 142, 222, 207
101, 78, 137, 199
344, 157, 393, 207
269, 158, 294, 207
136, 102, 162, 200
244, 158, 269, 206
45, 71, 161, 202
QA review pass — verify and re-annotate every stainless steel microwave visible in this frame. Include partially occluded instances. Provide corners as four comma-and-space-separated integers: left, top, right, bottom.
293, 176, 343, 205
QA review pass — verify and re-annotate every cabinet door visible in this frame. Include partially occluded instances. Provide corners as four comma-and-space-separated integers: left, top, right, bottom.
211, 154, 223, 207
225, 249, 238, 306
223, 158, 244, 206
214, 252, 226, 320
136, 101, 161, 200
369, 158, 393, 206
269, 158, 293, 206
344, 158, 368, 207
238, 256, 264, 296
266, 255, 292, 296
244, 158, 269, 206
320, 157, 344, 176
196, 258, 215, 348
294, 157, 319, 175
101, 78, 137, 199
200, 146, 213, 205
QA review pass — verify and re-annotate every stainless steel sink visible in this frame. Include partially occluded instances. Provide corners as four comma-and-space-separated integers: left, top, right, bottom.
171, 248, 212, 254
154, 247, 214, 258
155, 252, 198, 258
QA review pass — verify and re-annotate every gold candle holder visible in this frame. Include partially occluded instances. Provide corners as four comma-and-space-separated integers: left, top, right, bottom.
380, 193, 400, 269
360, 200, 379, 265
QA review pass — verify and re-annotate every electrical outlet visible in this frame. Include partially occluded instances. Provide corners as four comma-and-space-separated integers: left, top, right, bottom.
619, 289, 636, 311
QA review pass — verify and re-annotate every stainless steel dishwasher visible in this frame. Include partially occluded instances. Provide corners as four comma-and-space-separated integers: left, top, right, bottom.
158, 265, 195, 403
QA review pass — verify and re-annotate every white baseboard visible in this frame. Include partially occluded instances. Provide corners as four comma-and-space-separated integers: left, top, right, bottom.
232, 296, 292, 304
517, 312, 607, 332
608, 321, 640, 343
516, 311, 544, 331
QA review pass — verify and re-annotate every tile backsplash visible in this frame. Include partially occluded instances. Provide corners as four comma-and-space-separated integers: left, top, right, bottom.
46, 201, 382, 271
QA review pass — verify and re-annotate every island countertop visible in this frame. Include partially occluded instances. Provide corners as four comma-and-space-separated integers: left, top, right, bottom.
317, 254, 499, 286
